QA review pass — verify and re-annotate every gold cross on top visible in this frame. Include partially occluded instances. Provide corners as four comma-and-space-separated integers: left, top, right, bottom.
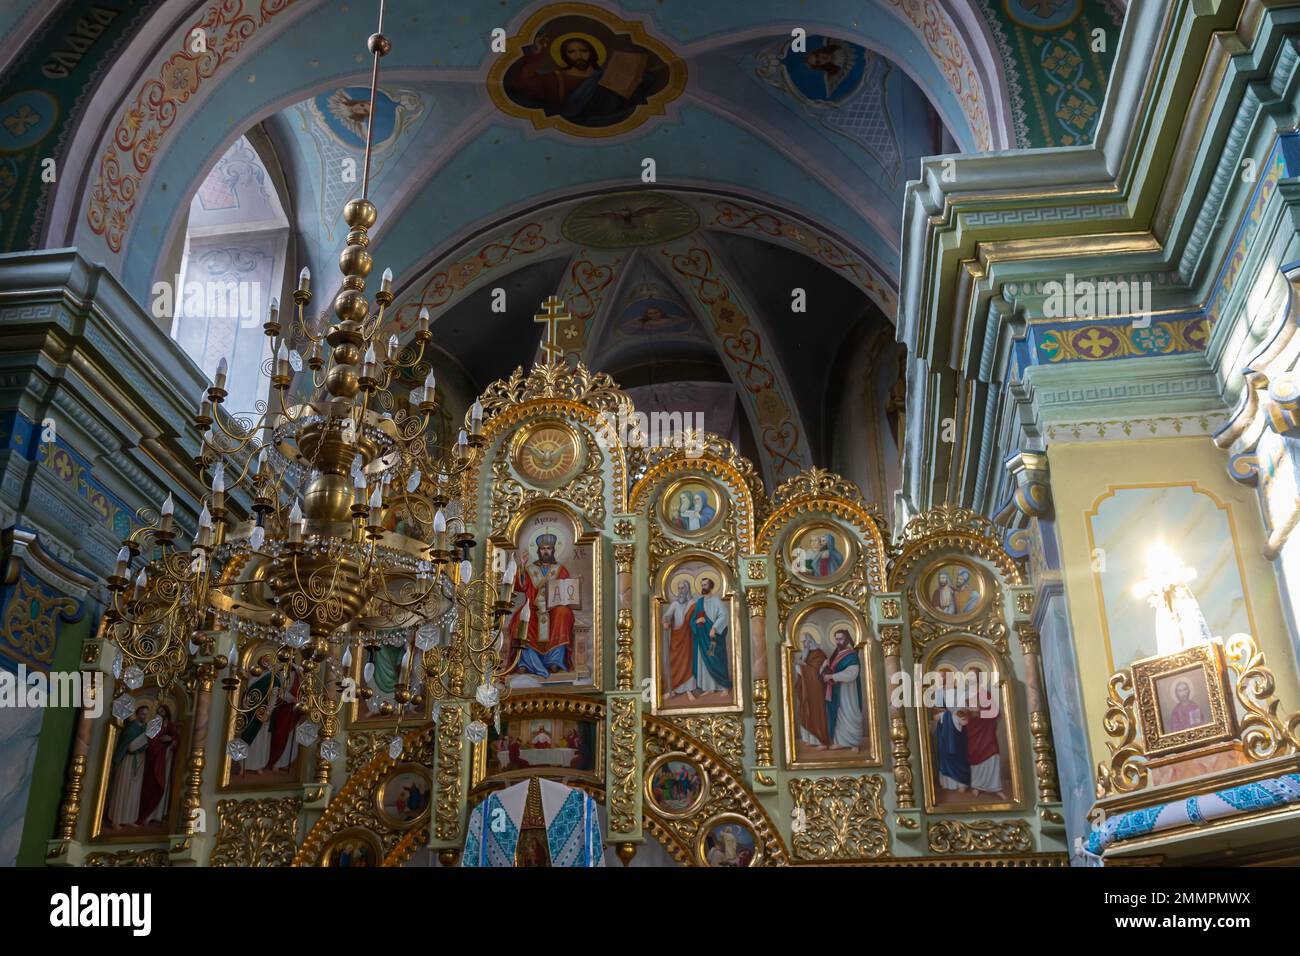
534, 296, 571, 364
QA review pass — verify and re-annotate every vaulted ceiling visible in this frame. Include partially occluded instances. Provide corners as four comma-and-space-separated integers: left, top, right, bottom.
1, 0, 1126, 487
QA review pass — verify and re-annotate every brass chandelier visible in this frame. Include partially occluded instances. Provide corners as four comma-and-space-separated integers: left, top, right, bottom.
101, 0, 516, 766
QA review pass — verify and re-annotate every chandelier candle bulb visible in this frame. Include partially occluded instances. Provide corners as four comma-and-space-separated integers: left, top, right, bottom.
113, 546, 131, 582
215, 357, 228, 390
133, 567, 148, 600
417, 306, 430, 336
265, 297, 281, 337
159, 492, 175, 536
299, 267, 311, 294
275, 340, 291, 386
381, 267, 393, 295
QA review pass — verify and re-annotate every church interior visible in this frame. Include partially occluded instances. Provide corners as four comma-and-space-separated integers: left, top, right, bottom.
3, 0, 1300, 881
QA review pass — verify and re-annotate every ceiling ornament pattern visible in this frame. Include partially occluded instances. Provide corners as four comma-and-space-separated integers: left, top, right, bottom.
660, 237, 810, 481
884, 0, 991, 151
561, 192, 699, 248
755, 36, 901, 180
85, 0, 296, 254
486, 2, 686, 139
706, 198, 897, 320
394, 219, 561, 333
294, 85, 424, 244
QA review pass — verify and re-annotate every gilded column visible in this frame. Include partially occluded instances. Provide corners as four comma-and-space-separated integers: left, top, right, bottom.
1016, 621, 1061, 804
54, 668, 97, 842
614, 543, 635, 692
879, 623, 915, 810
180, 659, 217, 836
745, 587, 773, 767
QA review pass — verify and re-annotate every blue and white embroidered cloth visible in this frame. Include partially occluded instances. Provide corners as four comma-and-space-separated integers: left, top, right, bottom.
1086, 772, 1300, 855
462, 778, 605, 867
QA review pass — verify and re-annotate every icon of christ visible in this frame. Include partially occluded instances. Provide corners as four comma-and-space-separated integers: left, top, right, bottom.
506, 533, 576, 677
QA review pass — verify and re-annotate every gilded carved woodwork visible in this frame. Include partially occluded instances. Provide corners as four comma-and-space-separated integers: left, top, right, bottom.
889, 717, 916, 810
1095, 632, 1300, 798
664, 714, 745, 774
490, 424, 607, 532
210, 797, 303, 867
84, 849, 173, 867
607, 694, 640, 835
752, 678, 774, 767
434, 708, 466, 842
788, 775, 889, 861
927, 819, 1033, 854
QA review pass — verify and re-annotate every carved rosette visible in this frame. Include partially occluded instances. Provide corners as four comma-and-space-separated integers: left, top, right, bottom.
927, 819, 1033, 854
788, 775, 890, 861
210, 797, 303, 867
607, 694, 641, 836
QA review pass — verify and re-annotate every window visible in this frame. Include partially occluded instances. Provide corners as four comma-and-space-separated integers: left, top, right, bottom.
171, 135, 289, 414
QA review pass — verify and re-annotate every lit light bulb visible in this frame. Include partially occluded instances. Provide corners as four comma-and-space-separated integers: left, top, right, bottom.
289, 500, 303, 525
471, 399, 483, 423
433, 509, 447, 533
381, 268, 393, 293
418, 306, 430, 327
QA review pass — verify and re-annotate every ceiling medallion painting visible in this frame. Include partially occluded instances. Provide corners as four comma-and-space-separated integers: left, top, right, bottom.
488, 3, 687, 138
561, 191, 699, 248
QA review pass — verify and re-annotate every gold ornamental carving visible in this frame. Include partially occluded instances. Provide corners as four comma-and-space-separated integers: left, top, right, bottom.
748, 560, 767, 580
1095, 670, 1149, 796
346, 730, 396, 773
908, 591, 1009, 661
614, 542, 635, 573
889, 506, 1022, 590
490, 425, 606, 532
788, 775, 889, 861
84, 849, 172, 867
435, 707, 466, 841
210, 797, 303, 867
1030, 711, 1062, 803
616, 607, 635, 692
614, 518, 635, 538
607, 695, 640, 834
744, 586, 767, 616
752, 677, 774, 766
927, 819, 1033, 854
881, 597, 900, 619
1225, 632, 1300, 759
889, 716, 915, 809
665, 714, 745, 773
879, 623, 903, 658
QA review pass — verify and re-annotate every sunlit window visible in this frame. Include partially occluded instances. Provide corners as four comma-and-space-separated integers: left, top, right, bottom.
171, 136, 289, 414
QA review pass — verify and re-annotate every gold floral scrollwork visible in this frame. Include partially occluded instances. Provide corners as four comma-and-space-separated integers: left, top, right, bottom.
614, 519, 635, 538
889, 716, 915, 809
881, 597, 900, 620
927, 819, 1033, 854
1017, 622, 1041, 655
879, 623, 902, 658
84, 849, 172, 867
210, 797, 303, 867
1225, 632, 1300, 760
608, 695, 640, 835
1095, 670, 1149, 797
744, 586, 767, 617
1017, 592, 1034, 616
665, 714, 745, 774
1030, 711, 1061, 803
616, 607, 635, 692
435, 706, 465, 842
752, 678, 774, 767
614, 542, 635, 574
788, 775, 889, 861
748, 560, 767, 581
345, 730, 393, 773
